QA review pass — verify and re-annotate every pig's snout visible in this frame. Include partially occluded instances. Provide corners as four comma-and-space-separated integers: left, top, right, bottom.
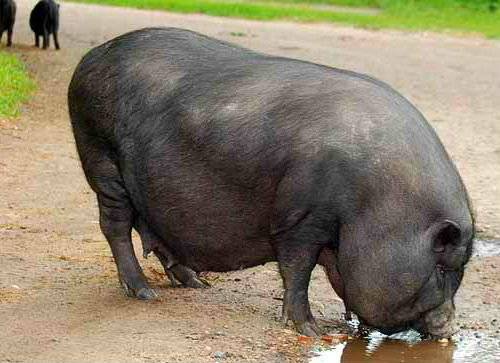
413, 300, 458, 338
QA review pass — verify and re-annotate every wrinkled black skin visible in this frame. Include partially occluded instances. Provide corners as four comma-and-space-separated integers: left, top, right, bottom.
29, 0, 60, 50
68, 28, 474, 337
0, 0, 16, 47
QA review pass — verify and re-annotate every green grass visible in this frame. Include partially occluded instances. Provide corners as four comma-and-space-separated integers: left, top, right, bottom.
0, 52, 35, 118
68, 0, 500, 38
248, 0, 380, 7
252, 0, 499, 10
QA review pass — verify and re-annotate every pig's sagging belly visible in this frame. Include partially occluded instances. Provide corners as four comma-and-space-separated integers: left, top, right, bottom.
130, 155, 277, 272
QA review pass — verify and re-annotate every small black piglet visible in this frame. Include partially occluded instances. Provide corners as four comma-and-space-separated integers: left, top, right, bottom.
0, 0, 16, 47
30, 0, 60, 50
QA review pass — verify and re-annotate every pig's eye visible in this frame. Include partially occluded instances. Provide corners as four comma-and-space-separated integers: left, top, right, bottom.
436, 264, 446, 289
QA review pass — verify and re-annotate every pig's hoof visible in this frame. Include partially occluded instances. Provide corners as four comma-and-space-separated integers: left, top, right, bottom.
296, 320, 322, 337
183, 276, 210, 289
169, 265, 210, 288
166, 270, 181, 288
121, 280, 159, 300
136, 287, 159, 300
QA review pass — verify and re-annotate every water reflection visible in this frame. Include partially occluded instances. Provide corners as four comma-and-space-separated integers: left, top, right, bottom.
310, 330, 500, 363
309, 239, 500, 362
473, 239, 500, 257
310, 331, 453, 363
342, 336, 452, 362
309, 241, 500, 363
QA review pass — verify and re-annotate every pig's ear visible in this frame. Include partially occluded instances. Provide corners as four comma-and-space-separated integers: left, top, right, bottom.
270, 209, 309, 236
432, 220, 461, 253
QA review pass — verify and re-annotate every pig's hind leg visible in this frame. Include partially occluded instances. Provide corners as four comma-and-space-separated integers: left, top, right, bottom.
53, 31, 60, 50
7, 26, 13, 47
134, 217, 208, 289
75, 136, 158, 300
42, 24, 49, 49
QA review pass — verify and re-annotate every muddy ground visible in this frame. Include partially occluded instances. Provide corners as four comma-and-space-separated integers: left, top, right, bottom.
0, 1, 499, 362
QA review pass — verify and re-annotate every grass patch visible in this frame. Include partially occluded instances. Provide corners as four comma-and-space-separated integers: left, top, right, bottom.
0, 52, 35, 118
67, 0, 500, 38
252, 0, 500, 11
250, 0, 380, 7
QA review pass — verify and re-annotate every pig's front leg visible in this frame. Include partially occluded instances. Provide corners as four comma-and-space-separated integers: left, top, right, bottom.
273, 211, 331, 336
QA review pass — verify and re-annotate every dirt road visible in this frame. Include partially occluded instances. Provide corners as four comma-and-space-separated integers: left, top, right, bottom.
1, 1, 499, 362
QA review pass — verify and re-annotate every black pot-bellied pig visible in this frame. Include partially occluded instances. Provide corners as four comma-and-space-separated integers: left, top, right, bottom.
68, 28, 474, 338
30, 0, 60, 50
0, 0, 16, 47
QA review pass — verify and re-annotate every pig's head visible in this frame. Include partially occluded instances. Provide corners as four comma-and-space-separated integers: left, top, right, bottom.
332, 187, 474, 338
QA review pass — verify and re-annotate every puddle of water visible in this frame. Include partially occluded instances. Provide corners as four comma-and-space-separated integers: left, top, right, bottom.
473, 239, 500, 257
308, 240, 500, 362
309, 330, 500, 363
